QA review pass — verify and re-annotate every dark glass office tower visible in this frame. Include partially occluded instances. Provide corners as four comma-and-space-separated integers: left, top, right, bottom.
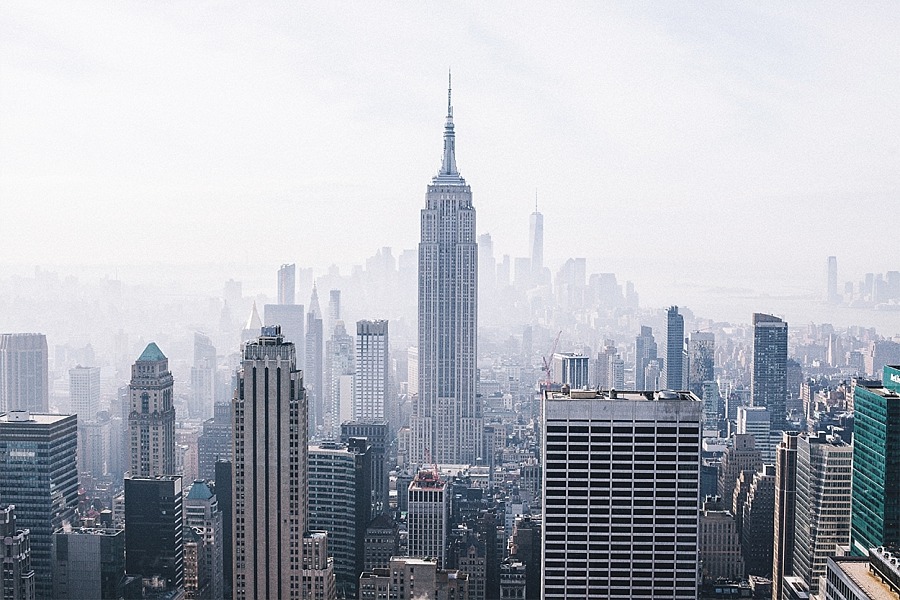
124, 476, 184, 593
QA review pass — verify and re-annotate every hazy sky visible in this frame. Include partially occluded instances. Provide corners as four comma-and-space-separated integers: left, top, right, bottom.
1, 2, 897, 290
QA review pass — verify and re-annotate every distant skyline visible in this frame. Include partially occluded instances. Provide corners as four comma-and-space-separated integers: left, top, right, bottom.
2, 3, 898, 289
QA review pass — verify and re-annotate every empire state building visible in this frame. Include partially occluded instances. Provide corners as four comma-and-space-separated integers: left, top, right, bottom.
412, 77, 481, 466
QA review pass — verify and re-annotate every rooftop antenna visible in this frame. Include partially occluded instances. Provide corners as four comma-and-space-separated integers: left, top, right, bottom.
447, 68, 452, 117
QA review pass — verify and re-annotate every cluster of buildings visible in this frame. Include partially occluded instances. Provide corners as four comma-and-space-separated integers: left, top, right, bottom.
2, 85, 900, 600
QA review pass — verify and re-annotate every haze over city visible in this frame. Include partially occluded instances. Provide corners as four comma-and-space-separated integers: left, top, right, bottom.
2, 3, 898, 301
1, 4, 900, 600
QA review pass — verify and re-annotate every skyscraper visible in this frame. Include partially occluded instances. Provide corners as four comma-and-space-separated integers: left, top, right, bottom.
407, 470, 450, 568
325, 321, 354, 439
306, 288, 324, 437
634, 326, 657, 390
661, 307, 684, 391
184, 479, 224, 600
354, 320, 389, 422
0, 411, 78, 600
0, 333, 48, 413
124, 476, 184, 594
826, 256, 839, 304
529, 202, 543, 282
791, 432, 853, 594
850, 365, 900, 555
751, 313, 788, 431
232, 326, 307, 599
686, 331, 715, 397
190, 332, 216, 420
772, 431, 799, 600
53, 526, 128, 600
541, 388, 702, 599
278, 263, 296, 305
68, 365, 100, 420
412, 77, 480, 466
128, 343, 175, 478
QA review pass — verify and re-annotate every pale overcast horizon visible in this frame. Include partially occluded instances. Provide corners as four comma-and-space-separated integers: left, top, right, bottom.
1, 2, 898, 294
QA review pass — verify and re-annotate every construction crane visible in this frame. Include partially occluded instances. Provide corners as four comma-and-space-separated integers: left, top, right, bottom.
541, 330, 563, 387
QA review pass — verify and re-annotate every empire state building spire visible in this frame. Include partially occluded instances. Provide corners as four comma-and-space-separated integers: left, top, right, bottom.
435, 71, 465, 184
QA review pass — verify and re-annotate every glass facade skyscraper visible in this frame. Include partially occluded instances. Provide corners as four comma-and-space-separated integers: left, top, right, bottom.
850, 365, 900, 555
751, 313, 788, 431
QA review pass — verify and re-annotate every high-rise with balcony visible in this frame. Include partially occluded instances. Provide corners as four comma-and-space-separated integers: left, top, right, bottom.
751, 313, 788, 431
412, 77, 480, 466
541, 388, 702, 599
128, 343, 175, 478
232, 326, 307, 599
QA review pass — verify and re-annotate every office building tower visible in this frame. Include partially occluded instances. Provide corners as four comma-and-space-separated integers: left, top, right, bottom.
687, 331, 715, 397
634, 326, 657, 390
551, 352, 590, 389
737, 406, 775, 463
78, 411, 110, 478
717, 433, 763, 510
232, 326, 307, 599
341, 421, 389, 518
790, 432, 853, 594
661, 307, 685, 391
0, 333, 48, 413
184, 480, 223, 600
362, 514, 400, 572
773, 432, 799, 600
324, 321, 354, 439
128, 343, 175, 478
509, 516, 541, 600
751, 313, 788, 431
701, 381, 722, 432
541, 388, 702, 599
1, 505, 34, 600
264, 304, 305, 368
300, 532, 337, 600
278, 263, 296, 305
740, 465, 776, 577
698, 497, 744, 583
407, 470, 450, 568
307, 441, 372, 597
0, 411, 77, 600
52, 527, 128, 600
354, 320, 389, 422
197, 402, 233, 481
850, 365, 900, 555
327, 289, 341, 331
68, 365, 100, 420
190, 333, 216, 420
864, 341, 900, 379
529, 204, 543, 281
827, 256, 839, 304
125, 476, 184, 594
214, 460, 233, 600
412, 79, 480, 466
306, 288, 324, 437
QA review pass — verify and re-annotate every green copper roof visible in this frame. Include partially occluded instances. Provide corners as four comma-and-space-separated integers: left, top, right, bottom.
187, 480, 214, 500
137, 342, 166, 362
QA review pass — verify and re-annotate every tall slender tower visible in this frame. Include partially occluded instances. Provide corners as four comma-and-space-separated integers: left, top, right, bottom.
232, 326, 307, 599
278, 263, 296, 305
129, 343, 175, 478
529, 196, 543, 283
751, 313, 788, 431
412, 75, 480, 465
661, 306, 685, 391
306, 287, 324, 437
354, 320, 389, 422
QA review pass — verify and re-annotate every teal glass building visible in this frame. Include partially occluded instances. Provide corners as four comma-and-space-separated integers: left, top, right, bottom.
850, 364, 900, 555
